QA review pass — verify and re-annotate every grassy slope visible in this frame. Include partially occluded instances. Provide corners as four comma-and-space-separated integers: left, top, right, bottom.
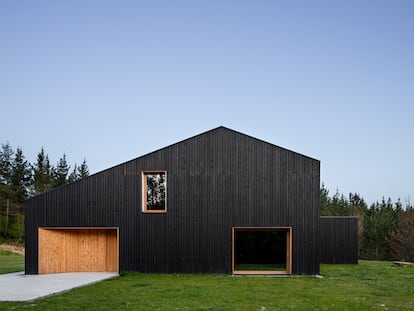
0, 261, 413, 310
0, 250, 24, 274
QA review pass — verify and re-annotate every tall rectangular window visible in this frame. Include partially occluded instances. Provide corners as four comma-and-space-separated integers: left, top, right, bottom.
142, 171, 167, 213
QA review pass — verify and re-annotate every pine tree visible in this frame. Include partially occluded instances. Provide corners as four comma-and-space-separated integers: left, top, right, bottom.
68, 164, 78, 182
0, 142, 14, 185
1, 142, 92, 241
78, 159, 89, 178
348, 193, 368, 258
11, 147, 31, 200
67, 159, 89, 182
0, 143, 27, 241
331, 191, 350, 216
158, 173, 166, 208
54, 154, 70, 187
361, 198, 398, 260
32, 147, 54, 195
320, 183, 331, 216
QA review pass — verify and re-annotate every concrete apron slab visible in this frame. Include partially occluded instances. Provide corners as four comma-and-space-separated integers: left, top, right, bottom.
0, 271, 118, 302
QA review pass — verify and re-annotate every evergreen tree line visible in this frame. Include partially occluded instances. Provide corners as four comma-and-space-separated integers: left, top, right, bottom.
0, 142, 89, 242
321, 184, 414, 262
1, 140, 413, 263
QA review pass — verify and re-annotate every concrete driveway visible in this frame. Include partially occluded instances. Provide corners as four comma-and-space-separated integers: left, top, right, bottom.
0, 271, 118, 301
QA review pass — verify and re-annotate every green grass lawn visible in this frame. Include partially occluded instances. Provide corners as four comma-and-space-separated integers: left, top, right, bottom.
234, 263, 286, 271
0, 250, 24, 274
0, 259, 413, 310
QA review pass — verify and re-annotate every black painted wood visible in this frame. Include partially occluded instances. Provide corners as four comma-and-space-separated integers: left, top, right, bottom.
320, 216, 358, 264
25, 126, 320, 274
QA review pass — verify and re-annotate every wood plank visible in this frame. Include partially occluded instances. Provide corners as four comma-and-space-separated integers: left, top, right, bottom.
106, 229, 119, 272
393, 261, 412, 267
38, 228, 118, 274
28, 127, 320, 275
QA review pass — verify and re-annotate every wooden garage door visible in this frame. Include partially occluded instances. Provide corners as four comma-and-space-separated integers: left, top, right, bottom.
38, 228, 118, 274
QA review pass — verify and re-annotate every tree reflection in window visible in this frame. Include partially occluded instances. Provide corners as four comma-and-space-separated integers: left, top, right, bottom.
144, 172, 166, 211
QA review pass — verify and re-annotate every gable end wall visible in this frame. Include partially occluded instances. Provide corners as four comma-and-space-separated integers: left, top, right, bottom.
25, 127, 320, 274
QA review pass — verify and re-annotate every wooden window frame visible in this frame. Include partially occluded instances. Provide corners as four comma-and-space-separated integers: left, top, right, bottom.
141, 171, 167, 213
232, 227, 292, 275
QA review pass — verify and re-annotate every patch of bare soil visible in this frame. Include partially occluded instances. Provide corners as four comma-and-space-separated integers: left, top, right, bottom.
0, 243, 24, 255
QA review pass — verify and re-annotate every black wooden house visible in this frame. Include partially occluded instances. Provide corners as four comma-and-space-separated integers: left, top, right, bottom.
25, 126, 322, 275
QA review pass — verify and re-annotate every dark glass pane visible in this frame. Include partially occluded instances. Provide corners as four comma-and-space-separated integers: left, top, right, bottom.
146, 173, 166, 210
235, 230, 286, 271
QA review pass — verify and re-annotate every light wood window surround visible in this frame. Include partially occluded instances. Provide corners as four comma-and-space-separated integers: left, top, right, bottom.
142, 171, 167, 213
232, 227, 292, 275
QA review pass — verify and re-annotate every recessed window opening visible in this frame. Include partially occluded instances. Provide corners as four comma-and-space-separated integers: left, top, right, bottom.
142, 171, 167, 213
232, 227, 292, 275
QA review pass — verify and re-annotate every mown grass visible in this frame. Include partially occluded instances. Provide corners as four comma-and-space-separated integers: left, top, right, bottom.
0, 260, 413, 310
235, 263, 286, 271
0, 250, 24, 274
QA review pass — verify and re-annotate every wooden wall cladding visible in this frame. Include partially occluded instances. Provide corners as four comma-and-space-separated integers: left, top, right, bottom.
38, 228, 118, 274
26, 127, 320, 275
320, 217, 358, 264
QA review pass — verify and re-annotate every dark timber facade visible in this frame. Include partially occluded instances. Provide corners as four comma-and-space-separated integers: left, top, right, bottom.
25, 126, 321, 275
320, 216, 359, 264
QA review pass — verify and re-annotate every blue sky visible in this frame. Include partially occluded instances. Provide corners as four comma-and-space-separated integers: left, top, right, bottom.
1, 1, 413, 205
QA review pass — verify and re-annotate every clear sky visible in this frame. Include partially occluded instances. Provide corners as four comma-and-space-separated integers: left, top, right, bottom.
1, 1, 413, 205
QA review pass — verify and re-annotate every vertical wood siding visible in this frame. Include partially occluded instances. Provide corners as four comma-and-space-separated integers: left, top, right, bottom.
38, 228, 118, 273
320, 216, 358, 264
25, 127, 320, 274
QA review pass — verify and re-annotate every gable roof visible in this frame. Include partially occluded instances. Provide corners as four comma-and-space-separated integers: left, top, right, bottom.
27, 126, 318, 199
124, 125, 318, 165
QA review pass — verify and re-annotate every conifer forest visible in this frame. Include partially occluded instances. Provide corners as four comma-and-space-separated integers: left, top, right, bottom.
0, 142, 88, 242
1, 141, 413, 262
